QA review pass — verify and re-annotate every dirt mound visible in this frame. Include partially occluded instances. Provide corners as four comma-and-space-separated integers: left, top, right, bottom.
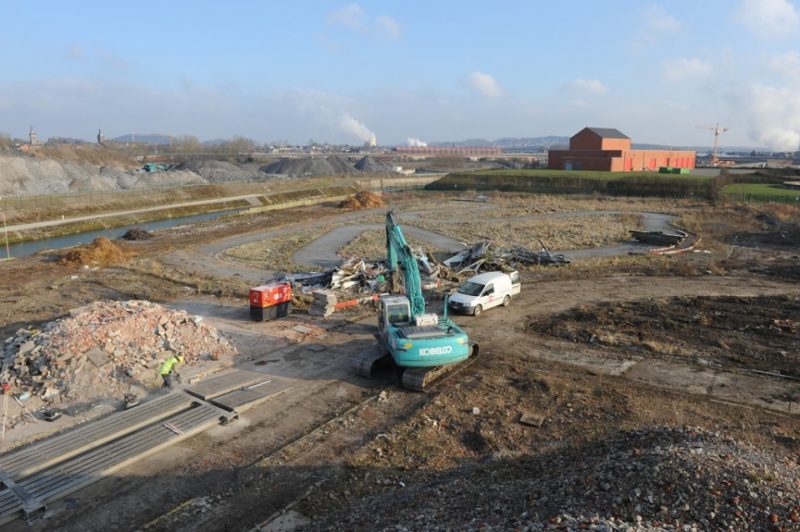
353, 156, 395, 172
60, 237, 133, 266
315, 427, 800, 530
528, 295, 800, 377
261, 157, 357, 176
120, 228, 154, 241
338, 191, 386, 209
0, 300, 237, 426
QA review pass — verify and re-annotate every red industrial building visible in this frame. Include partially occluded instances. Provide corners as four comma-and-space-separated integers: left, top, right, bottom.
548, 127, 695, 172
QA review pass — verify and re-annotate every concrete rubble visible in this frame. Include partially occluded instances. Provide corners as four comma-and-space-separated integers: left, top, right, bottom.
0, 300, 238, 416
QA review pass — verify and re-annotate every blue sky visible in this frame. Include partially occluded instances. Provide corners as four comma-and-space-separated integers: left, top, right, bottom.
1, 0, 799, 149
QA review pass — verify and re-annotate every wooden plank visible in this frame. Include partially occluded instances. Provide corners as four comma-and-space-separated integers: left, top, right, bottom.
184, 370, 271, 401
0, 393, 193, 480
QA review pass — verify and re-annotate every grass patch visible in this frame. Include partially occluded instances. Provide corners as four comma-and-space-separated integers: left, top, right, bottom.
427, 169, 721, 199
221, 229, 325, 272
721, 183, 800, 203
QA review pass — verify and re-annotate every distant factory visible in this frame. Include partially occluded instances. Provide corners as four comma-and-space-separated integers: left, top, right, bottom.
394, 146, 502, 158
548, 127, 696, 172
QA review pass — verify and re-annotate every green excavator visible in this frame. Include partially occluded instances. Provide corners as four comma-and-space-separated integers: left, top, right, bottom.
352, 211, 477, 391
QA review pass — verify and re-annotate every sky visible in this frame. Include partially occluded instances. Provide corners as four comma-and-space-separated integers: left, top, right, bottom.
1, 0, 800, 149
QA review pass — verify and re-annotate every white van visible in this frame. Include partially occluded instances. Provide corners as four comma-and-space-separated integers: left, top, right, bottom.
448, 271, 521, 316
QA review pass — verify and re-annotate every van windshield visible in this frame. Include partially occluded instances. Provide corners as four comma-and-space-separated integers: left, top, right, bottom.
458, 281, 484, 296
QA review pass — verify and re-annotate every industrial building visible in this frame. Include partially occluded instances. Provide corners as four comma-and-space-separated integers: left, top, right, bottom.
394, 146, 502, 158
548, 127, 695, 172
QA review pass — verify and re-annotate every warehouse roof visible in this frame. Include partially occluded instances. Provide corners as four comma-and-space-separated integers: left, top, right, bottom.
580, 127, 630, 139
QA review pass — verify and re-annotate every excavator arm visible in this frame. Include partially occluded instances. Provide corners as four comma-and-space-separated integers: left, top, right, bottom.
385, 211, 426, 319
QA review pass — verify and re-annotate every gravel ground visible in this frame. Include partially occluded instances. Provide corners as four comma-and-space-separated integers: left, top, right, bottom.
309, 426, 800, 531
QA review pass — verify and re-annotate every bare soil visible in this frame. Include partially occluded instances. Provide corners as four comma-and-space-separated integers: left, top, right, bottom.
2, 191, 800, 531
528, 295, 800, 377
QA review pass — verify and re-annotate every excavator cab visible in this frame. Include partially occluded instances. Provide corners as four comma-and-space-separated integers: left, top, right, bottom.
378, 295, 411, 332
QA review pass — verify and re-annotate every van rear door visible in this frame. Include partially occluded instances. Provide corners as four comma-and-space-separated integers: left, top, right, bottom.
509, 271, 521, 295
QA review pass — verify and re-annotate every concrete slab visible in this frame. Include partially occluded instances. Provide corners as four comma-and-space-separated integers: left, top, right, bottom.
184, 370, 272, 401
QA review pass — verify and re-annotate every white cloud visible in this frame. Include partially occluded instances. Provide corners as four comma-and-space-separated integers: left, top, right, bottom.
662, 57, 713, 81
737, 83, 800, 151
467, 71, 504, 98
326, 5, 402, 42
736, 0, 799, 38
564, 78, 608, 95
642, 5, 682, 33
327, 3, 367, 31
767, 50, 800, 81
407, 137, 427, 147
375, 15, 402, 39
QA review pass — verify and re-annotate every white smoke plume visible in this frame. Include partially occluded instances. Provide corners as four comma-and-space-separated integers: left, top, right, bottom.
339, 113, 376, 145
739, 83, 800, 152
407, 137, 427, 147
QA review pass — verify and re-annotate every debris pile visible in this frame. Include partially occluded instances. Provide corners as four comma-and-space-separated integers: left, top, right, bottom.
443, 240, 571, 274
0, 300, 237, 408
120, 228, 154, 241
630, 230, 687, 246
289, 239, 569, 311
338, 191, 386, 210
59, 236, 133, 266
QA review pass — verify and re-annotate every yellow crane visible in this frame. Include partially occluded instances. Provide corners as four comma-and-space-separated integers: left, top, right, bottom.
696, 123, 728, 166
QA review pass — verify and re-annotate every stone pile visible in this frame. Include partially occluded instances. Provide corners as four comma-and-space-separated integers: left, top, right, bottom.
1, 300, 237, 405
317, 427, 800, 531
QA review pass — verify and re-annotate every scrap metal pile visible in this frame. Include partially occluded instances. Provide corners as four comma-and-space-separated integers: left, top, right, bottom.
442, 240, 571, 274
0, 300, 238, 413
289, 240, 570, 299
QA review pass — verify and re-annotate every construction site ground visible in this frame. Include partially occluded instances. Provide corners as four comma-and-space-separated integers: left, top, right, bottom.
1, 191, 799, 531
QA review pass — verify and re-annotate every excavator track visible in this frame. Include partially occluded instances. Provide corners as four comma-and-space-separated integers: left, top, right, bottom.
401, 342, 480, 392
351, 344, 391, 378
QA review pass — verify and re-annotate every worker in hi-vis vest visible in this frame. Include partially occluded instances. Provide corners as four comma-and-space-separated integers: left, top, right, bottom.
159, 354, 184, 389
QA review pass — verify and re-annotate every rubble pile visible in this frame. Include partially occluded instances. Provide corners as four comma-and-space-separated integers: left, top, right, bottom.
0, 300, 237, 406
320, 427, 800, 530
120, 227, 154, 241
443, 239, 571, 274
338, 191, 386, 210
59, 236, 133, 266
291, 239, 569, 306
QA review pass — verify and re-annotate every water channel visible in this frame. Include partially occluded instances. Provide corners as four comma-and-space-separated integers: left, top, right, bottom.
4, 208, 241, 259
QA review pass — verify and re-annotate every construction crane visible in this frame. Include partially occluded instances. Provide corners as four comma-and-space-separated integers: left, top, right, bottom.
696, 123, 728, 166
